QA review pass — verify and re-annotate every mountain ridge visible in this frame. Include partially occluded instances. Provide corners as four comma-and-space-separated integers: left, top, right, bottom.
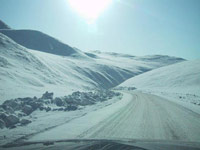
0, 20, 185, 102
0, 29, 82, 57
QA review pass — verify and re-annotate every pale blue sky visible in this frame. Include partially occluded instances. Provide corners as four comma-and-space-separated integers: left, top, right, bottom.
0, 0, 200, 59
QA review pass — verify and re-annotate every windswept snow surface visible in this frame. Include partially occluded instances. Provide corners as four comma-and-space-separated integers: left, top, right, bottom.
0, 33, 184, 102
119, 60, 200, 96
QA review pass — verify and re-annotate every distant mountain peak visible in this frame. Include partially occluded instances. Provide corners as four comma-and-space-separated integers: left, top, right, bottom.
0, 20, 11, 29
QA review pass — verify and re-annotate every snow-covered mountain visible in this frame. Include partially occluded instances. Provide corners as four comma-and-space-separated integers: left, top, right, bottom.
0, 20, 185, 102
119, 60, 200, 95
0, 33, 184, 102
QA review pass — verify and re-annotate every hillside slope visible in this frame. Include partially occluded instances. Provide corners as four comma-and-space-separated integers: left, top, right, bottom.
0, 29, 82, 57
119, 60, 200, 95
0, 33, 184, 102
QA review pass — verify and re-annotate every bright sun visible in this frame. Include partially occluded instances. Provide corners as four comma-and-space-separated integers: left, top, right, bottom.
68, 0, 112, 23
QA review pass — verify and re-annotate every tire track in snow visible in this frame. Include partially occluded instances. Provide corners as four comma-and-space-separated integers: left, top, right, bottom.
79, 92, 200, 142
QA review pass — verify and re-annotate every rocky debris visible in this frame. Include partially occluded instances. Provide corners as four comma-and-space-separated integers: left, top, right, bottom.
66, 105, 78, 111
4, 115, 19, 128
54, 97, 64, 106
22, 105, 33, 115
17, 113, 26, 118
2, 100, 21, 111
63, 90, 120, 106
0, 90, 121, 114
128, 87, 137, 91
20, 119, 32, 125
58, 108, 64, 111
42, 91, 54, 100
1, 105, 14, 114
45, 107, 51, 112
0, 107, 4, 112
114, 86, 137, 91
28, 101, 43, 111
39, 106, 45, 111
0, 90, 122, 129
0, 119, 5, 129
17, 97, 33, 104
0, 112, 7, 121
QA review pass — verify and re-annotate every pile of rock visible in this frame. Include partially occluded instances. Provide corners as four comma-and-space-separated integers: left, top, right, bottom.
0, 92, 53, 129
0, 90, 121, 129
62, 90, 121, 106
0, 112, 31, 129
114, 86, 137, 91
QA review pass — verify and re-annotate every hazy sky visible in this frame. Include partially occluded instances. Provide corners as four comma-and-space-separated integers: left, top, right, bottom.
0, 0, 200, 59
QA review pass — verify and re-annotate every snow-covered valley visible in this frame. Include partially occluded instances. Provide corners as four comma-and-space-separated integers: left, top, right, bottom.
0, 20, 200, 149
0, 29, 184, 101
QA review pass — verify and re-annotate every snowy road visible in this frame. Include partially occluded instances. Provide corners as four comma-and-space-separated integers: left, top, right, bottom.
29, 92, 200, 142
79, 92, 200, 142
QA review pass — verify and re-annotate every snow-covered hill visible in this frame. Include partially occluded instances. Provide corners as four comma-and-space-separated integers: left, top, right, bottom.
119, 60, 200, 96
0, 32, 184, 102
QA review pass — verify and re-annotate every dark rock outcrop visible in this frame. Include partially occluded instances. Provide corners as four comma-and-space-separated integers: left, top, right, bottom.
22, 105, 33, 115
20, 119, 32, 125
4, 115, 19, 127
42, 91, 54, 100
54, 97, 64, 106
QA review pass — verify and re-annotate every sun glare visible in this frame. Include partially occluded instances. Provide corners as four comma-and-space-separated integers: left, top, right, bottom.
68, 0, 112, 23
